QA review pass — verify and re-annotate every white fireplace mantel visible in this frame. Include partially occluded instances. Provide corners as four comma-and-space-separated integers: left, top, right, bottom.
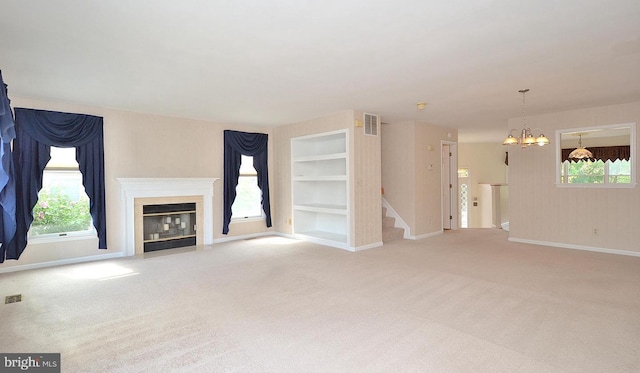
117, 178, 218, 256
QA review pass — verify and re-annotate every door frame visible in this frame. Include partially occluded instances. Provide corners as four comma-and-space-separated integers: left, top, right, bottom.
441, 141, 459, 230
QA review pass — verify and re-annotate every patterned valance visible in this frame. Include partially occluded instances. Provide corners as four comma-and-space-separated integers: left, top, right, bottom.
561, 145, 630, 162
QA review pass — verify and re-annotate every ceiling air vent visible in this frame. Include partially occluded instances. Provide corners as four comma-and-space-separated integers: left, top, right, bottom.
364, 113, 379, 136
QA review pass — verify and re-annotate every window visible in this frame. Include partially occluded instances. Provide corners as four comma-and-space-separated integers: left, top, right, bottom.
557, 123, 635, 188
458, 168, 469, 228
560, 159, 631, 184
29, 147, 94, 237
231, 155, 263, 219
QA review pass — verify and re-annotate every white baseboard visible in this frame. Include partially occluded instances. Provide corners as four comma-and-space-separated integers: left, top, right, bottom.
353, 241, 384, 252
212, 231, 291, 244
411, 230, 444, 240
0, 252, 125, 273
508, 237, 640, 257
275, 233, 382, 253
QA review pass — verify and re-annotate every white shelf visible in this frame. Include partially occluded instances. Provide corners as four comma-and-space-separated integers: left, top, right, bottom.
292, 152, 347, 162
293, 175, 347, 181
293, 203, 347, 214
291, 130, 349, 249
292, 155, 346, 178
290, 130, 347, 158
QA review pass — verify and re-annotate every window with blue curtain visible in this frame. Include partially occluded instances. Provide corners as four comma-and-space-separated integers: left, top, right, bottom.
0, 108, 107, 262
223, 130, 272, 234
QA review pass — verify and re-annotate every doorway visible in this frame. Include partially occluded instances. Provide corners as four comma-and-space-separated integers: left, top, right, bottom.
458, 167, 469, 228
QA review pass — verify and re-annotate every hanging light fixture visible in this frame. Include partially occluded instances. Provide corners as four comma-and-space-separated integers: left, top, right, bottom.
503, 89, 549, 148
568, 133, 594, 160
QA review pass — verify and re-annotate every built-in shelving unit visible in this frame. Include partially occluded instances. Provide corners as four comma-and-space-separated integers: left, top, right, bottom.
291, 129, 350, 249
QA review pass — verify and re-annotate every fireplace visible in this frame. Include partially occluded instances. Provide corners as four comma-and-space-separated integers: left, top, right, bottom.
137, 199, 199, 253
117, 178, 218, 256
142, 202, 197, 252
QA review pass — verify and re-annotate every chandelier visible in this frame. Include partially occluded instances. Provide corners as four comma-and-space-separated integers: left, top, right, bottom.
503, 89, 549, 148
568, 133, 593, 160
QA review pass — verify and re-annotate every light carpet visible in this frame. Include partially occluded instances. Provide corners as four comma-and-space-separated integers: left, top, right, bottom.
1, 229, 639, 372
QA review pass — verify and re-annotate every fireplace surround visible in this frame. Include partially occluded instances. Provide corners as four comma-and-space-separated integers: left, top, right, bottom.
117, 178, 218, 256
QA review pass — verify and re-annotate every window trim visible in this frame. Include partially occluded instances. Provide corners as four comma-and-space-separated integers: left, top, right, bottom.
27, 228, 98, 244
230, 215, 265, 224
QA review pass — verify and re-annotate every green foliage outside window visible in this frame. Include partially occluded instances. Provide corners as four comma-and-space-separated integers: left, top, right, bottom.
563, 159, 631, 184
31, 190, 92, 235
566, 160, 605, 183
607, 159, 631, 183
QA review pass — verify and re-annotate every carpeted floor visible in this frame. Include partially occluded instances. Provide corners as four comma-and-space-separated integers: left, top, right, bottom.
1, 229, 639, 372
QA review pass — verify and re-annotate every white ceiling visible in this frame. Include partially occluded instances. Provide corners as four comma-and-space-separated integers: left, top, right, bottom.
2, 0, 640, 142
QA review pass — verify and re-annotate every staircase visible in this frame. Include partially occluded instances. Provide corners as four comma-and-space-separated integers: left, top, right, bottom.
382, 206, 405, 242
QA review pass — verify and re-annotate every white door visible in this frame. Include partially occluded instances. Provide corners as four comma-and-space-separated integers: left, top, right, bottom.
442, 144, 452, 229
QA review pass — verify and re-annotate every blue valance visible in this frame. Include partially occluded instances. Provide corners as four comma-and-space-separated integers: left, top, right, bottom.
18, 108, 103, 147
1, 108, 107, 262
223, 130, 272, 234
0, 71, 17, 261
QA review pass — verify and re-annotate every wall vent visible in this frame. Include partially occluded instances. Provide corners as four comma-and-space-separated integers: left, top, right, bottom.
364, 113, 379, 136
5, 294, 22, 304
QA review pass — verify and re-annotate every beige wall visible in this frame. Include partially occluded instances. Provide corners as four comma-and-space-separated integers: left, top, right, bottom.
415, 123, 457, 235
381, 122, 416, 230
382, 121, 457, 237
352, 111, 382, 247
1, 96, 274, 270
273, 110, 382, 249
458, 143, 508, 228
508, 101, 640, 253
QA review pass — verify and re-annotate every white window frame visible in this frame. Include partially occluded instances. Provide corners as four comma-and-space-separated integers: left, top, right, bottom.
231, 155, 265, 222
